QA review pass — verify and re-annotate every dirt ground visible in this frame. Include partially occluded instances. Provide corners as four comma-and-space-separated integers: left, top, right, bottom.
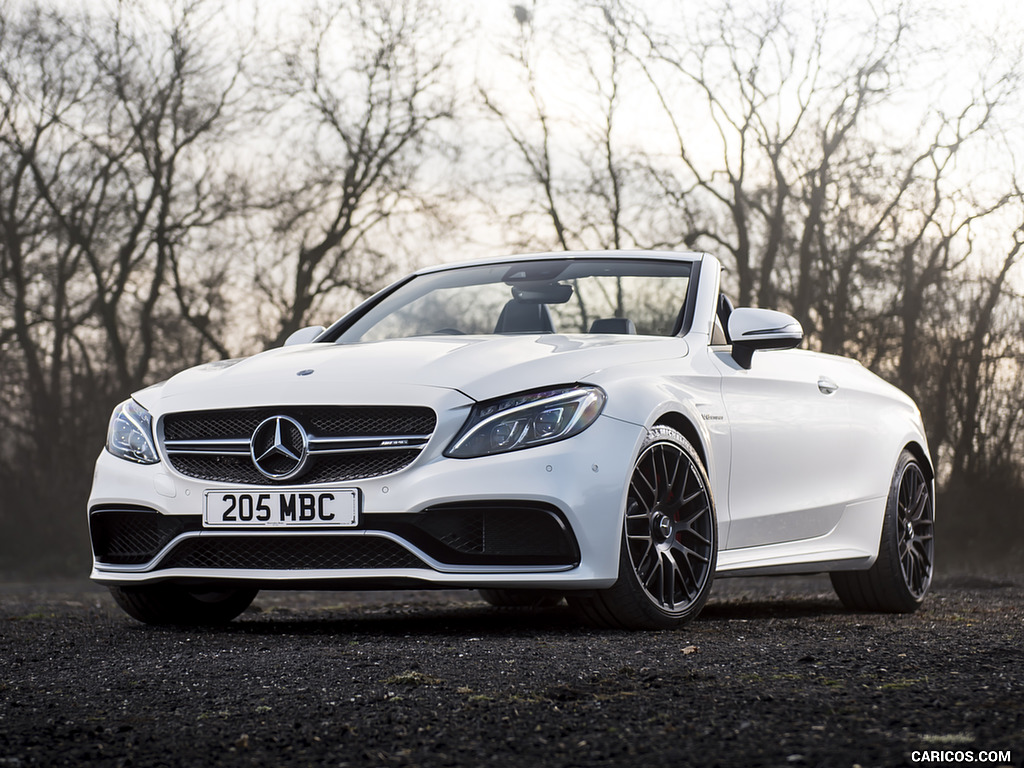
1, 574, 1022, 768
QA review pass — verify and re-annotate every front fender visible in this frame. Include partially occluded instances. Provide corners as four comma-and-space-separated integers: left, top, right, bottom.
589, 354, 732, 541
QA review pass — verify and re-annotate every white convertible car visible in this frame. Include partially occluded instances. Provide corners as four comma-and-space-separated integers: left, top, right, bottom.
89, 251, 935, 628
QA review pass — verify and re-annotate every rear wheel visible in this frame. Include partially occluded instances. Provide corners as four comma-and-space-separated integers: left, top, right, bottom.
831, 450, 934, 612
568, 426, 717, 629
477, 589, 564, 608
109, 584, 258, 626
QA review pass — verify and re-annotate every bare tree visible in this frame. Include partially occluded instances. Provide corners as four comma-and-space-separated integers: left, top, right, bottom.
2, 1, 248, 390
481, 0, 1024, 496
945, 216, 1024, 485
0, 0, 250, 572
476, 1, 670, 257
1, 5, 96, 458
635, 2, 921, 313
256, 0, 457, 345
2, 0, 1023, 576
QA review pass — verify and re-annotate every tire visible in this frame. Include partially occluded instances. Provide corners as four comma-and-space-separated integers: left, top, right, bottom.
831, 450, 934, 613
477, 589, 564, 608
568, 426, 718, 630
109, 584, 258, 626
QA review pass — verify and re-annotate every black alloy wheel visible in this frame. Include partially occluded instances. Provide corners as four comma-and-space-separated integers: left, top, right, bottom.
831, 449, 934, 613
895, 460, 935, 600
568, 426, 717, 629
625, 433, 716, 613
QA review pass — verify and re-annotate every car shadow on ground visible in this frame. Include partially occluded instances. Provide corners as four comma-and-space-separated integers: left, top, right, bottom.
699, 595, 848, 620
112, 592, 858, 639
154, 603, 586, 638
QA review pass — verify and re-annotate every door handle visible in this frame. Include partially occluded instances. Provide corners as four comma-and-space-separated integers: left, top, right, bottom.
817, 377, 839, 395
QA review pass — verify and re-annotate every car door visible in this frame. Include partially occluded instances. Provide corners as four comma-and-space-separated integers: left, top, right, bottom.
711, 347, 856, 550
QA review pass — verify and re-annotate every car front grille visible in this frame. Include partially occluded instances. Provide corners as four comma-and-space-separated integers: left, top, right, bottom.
163, 406, 436, 441
161, 405, 436, 485
156, 535, 424, 571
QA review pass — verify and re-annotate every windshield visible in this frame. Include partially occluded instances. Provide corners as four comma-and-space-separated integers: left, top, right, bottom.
336, 258, 693, 343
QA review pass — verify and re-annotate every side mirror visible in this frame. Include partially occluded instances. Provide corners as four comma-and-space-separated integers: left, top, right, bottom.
284, 325, 326, 347
728, 308, 802, 369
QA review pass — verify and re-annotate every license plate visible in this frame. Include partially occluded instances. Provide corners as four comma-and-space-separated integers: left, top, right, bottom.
203, 488, 359, 528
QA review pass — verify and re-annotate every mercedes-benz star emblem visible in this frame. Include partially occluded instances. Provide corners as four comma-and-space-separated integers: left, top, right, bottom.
250, 416, 309, 480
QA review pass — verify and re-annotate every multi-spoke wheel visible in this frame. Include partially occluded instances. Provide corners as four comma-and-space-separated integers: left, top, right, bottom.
831, 450, 935, 612
109, 584, 258, 626
568, 426, 717, 629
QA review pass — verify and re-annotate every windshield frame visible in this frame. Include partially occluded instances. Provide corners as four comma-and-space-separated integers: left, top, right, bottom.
319, 253, 704, 343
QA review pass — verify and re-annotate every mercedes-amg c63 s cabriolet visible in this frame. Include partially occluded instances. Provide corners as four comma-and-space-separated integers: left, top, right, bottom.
89, 251, 935, 628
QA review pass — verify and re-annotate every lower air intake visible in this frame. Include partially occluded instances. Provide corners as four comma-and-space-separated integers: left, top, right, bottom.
157, 535, 424, 571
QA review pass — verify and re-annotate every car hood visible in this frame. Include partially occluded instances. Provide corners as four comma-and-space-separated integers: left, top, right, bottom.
137, 335, 688, 413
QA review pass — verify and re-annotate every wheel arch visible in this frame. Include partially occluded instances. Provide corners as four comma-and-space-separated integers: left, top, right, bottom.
903, 440, 934, 483
653, 411, 709, 471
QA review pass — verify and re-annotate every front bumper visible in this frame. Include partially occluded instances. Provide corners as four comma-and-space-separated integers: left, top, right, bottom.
88, 414, 645, 590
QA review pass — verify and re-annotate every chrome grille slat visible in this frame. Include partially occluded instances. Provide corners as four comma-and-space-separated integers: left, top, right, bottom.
164, 438, 251, 455
308, 434, 431, 448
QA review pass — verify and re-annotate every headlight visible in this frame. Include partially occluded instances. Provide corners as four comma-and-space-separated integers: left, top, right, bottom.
106, 399, 160, 464
446, 385, 606, 458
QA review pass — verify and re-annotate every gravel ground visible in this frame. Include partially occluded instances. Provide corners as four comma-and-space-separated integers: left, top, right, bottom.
1, 574, 1022, 768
